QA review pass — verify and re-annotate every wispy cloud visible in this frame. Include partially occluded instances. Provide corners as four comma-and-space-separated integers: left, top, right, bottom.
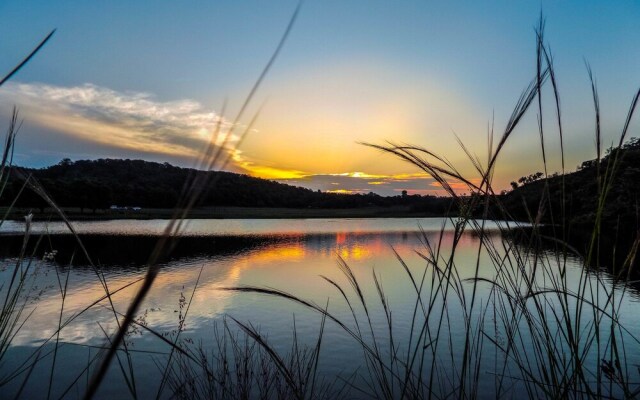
0, 82, 238, 160
278, 172, 442, 196
229, 148, 309, 179
430, 178, 481, 194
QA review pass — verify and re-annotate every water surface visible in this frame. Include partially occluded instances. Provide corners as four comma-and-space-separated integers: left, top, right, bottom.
1, 218, 638, 398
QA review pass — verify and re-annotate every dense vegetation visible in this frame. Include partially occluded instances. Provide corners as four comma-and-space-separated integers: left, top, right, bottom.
3, 19, 640, 399
498, 137, 640, 267
2, 158, 453, 213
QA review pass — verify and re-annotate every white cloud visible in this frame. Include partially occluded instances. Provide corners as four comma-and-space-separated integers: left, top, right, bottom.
0, 82, 239, 161
279, 172, 441, 196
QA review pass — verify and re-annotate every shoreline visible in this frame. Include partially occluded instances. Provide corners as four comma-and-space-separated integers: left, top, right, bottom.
1, 205, 451, 221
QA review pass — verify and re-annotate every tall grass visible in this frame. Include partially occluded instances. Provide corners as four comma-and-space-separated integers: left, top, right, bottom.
165, 315, 349, 400
0, 30, 59, 395
1, 5, 312, 400
216, 19, 640, 399
2, 12, 640, 400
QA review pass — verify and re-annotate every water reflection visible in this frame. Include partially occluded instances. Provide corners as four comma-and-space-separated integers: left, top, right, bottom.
3, 227, 637, 345
3, 230, 454, 347
1, 218, 639, 399
0, 217, 513, 236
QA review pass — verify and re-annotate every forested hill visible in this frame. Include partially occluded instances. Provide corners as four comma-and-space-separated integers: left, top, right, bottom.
2, 158, 452, 213
499, 137, 640, 246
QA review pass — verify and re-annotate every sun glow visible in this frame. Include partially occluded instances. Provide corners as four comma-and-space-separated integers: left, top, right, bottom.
326, 189, 360, 194
238, 162, 309, 180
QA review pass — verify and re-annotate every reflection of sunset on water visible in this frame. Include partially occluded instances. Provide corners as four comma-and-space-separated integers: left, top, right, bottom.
332, 232, 383, 260
6, 227, 502, 349
3, 216, 631, 400
239, 240, 307, 263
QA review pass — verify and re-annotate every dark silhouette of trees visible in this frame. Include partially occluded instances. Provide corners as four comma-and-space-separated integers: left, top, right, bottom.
496, 137, 640, 270
500, 137, 640, 230
1, 158, 452, 213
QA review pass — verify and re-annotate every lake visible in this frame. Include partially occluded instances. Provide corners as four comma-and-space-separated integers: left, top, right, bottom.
1, 218, 639, 399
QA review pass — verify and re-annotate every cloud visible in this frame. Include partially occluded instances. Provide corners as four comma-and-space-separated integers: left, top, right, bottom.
278, 172, 443, 196
229, 148, 309, 179
0, 82, 238, 162
429, 178, 482, 194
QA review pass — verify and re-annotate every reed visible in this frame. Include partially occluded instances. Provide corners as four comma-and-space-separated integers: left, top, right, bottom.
218, 18, 640, 399
1, 12, 639, 400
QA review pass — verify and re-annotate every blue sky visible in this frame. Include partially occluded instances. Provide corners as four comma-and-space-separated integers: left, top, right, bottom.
0, 1, 639, 195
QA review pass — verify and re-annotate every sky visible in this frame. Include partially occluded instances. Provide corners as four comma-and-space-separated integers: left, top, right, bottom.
0, 1, 639, 196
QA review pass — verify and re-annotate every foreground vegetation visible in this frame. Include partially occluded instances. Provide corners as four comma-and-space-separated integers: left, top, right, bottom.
1, 14, 640, 400
499, 137, 640, 272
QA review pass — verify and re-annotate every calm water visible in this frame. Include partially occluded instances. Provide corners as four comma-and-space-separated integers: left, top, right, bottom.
0, 217, 513, 236
1, 218, 638, 398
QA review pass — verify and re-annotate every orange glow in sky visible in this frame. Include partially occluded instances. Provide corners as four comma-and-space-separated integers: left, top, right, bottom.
3, 2, 639, 196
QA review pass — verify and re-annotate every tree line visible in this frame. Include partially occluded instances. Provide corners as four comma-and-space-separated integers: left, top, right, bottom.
2, 158, 453, 214
496, 137, 640, 268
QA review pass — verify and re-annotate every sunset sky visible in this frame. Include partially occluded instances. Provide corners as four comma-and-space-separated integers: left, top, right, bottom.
0, 1, 639, 195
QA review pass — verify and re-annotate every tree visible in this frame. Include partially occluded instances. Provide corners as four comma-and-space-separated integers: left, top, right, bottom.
517, 172, 544, 185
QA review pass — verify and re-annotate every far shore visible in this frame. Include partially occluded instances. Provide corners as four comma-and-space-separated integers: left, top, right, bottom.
1, 206, 451, 221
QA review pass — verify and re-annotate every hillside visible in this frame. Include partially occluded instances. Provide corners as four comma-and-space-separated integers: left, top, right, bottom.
2, 158, 453, 214
498, 137, 640, 266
